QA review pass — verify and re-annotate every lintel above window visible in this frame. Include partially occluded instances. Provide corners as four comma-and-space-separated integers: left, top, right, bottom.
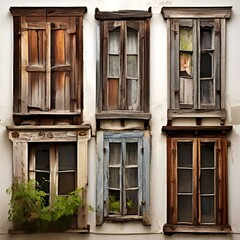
161, 7, 232, 123
95, 9, 152, 121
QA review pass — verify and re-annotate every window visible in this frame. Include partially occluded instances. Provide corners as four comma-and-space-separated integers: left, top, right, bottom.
10, 7, 87, 125
7, 125, 91, 230
95, 9, 152, 120
162, 126, 232, 233
161, 7, 232, 121
96, 131, 150, 225
29, 143, 77, 204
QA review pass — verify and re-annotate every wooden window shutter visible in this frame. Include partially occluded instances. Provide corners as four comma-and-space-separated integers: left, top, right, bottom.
21, 18, 51, 113
50, 17, 77, 112
96, 131, 104, 226
170, 20, 180, 110
142, 131, 150, 225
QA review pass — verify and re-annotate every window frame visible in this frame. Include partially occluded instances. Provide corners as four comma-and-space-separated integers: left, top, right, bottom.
7, 125, 91, 231
162, 125, 232, 234
161, 7, 232, 122
96, 131, 150, 225
95, 9, 152, 120
10, 7, 87, 125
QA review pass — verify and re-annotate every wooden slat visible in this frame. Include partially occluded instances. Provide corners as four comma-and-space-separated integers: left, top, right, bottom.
10, 7, 87, 17
161, 7, 232, 19
95, 8, 152, 20
45, 22, 51, 111
12, 142, 28, 181
96, 131, 104, 225
21, 17, 29, 113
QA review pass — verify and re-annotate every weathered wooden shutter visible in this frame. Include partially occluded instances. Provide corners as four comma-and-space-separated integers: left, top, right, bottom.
142, 131, 150, 225
96, 131, 104, 225
21, 18, 51, 113
50, 17, 77, 112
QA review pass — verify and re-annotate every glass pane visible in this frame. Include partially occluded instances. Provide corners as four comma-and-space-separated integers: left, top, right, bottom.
126, 142, 138, 165
127, 29, 138, 54
180, 77, 193, 105
59, 144, 77, 171
201, 142, 215, 167
36, 146, 50, 171
127, 55, 138, 78
180, 52, 192, 77
200, 79, 214, 104
127, 79, 138, 110
109, 190, 120, 214
180, 27, 193, 51
200, 53, 212, 78
109, 143, 121, 165
109, 168, 120, 189
178, 169, 192, 193
126, 168, 138, 188
109, 55, 120, 77
201, 29, 212, 50
200, 169, 214, 194
109, 29, 120, 54
126, 190, 138, 215
58, 172, 75, 195
177, 142, 193, 167
178, 195, 192, 223
201, 196, 215, 223
36, 172, 50, 193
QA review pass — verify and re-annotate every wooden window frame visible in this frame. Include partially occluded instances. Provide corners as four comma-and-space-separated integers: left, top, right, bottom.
161, 7, 232, 122
162, 125, 232, 234
96, 131, 151, 225
10, 7, 87, 125
95, 9, 152, 121
7, 125, 91, 231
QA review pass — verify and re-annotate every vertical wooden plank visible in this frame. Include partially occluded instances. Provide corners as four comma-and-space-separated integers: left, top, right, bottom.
193, 19, 198, 109
102, 21, 109, 110
220, 19, 226, 110
142, 130, 150, 225
45, 22, 51, 111
77, 129, 91, 229
167, 136, 173, 224
69, 17, 77, 111
172, 139, 177, 224
122, 138, 126, 215
21, 17, 29, 113
54, 29, 66, 110
50, 146, 57, 205
28, 146, 36, 180
96, 131, 104, 225
119, 22, 125, 110
170, 19, 179, 109
12, 142, 28, 182
193, 139, 198, 224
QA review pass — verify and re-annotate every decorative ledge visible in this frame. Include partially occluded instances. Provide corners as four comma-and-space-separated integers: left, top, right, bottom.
162, 125, 232, 137
96, 111, 151, 120
161, 6, 232, 19
163, 224, 232, 234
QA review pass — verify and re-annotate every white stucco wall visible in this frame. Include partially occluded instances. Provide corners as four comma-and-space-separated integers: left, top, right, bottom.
1, 0, 240, 239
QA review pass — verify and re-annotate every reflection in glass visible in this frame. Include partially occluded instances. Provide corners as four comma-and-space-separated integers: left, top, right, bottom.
180, 27, 193, 51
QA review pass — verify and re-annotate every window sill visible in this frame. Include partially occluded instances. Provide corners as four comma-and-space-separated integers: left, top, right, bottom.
168, 109, 227, 120
104, 215, 143, 223
8, 226, 90, 234
163, 224, 232, 234
96, 111, 151, 120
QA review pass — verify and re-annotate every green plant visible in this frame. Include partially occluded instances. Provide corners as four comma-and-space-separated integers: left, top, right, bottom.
109, 195, 120, 212
6, 180, 92, 231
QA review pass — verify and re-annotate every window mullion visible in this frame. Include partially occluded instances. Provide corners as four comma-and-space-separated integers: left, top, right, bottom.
28, 146, 36, 180
196, 139, 201, 224
119, 22, 126, 110
122, 139, 126, 215
50, 146, 57, 204
45, 22, 51, 111
195, 19, 200, 110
